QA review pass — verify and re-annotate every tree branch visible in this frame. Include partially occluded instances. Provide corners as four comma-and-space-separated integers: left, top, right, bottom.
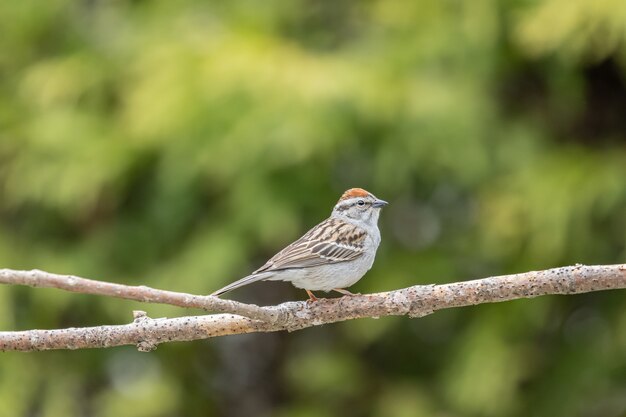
0, 264, 624, 352
0, 269, 282, 323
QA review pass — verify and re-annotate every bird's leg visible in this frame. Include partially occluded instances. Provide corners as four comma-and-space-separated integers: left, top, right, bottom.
305, 289, 319, 302
333, 288, 360, 296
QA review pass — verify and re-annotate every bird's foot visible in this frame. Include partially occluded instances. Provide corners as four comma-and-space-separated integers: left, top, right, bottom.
305, 289, 319, 302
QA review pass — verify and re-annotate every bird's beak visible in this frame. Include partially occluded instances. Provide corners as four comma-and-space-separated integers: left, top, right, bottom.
372, 199, 388, 208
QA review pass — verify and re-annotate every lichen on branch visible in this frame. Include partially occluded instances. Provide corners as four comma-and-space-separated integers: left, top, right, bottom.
0, 264, 624, 352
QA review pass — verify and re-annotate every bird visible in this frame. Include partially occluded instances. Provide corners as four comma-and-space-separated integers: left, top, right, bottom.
211, 188, 388, 301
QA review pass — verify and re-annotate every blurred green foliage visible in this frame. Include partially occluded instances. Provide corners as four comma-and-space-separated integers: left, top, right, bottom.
1, 0, 626, 416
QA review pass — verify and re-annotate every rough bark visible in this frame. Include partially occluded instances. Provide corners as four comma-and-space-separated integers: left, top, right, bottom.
0, 264, 624, 352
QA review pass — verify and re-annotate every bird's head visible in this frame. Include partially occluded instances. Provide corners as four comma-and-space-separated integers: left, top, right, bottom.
331, 188, 388, 226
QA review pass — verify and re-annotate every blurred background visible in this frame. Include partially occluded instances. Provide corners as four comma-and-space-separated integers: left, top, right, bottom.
1, 0, 626, 416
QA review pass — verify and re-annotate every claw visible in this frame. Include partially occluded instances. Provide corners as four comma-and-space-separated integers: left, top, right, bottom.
305, 289, 319, 302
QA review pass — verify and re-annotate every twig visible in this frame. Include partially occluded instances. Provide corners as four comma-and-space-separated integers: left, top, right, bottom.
0, 264, 624, 352
0, 269, 281, 323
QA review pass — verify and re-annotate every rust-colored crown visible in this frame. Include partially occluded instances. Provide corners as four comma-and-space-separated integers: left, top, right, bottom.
338, 188, 372, 202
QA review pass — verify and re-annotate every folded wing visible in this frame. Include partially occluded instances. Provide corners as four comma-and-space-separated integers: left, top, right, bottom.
254, 218, 367, 273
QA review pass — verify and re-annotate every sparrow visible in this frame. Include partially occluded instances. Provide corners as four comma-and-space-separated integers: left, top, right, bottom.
211, 188, 387, 301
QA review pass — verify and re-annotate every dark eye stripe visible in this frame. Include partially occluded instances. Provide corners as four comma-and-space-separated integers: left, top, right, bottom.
334, 199, 370, 211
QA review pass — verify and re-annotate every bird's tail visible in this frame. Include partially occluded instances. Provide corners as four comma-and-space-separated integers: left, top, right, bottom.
211, 273, 271, 297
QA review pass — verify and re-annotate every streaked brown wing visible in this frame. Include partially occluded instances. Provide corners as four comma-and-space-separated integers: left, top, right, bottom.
253, 218, 367, 273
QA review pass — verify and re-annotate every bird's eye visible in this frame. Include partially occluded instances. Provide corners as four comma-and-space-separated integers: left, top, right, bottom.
357, 199, 365, 206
